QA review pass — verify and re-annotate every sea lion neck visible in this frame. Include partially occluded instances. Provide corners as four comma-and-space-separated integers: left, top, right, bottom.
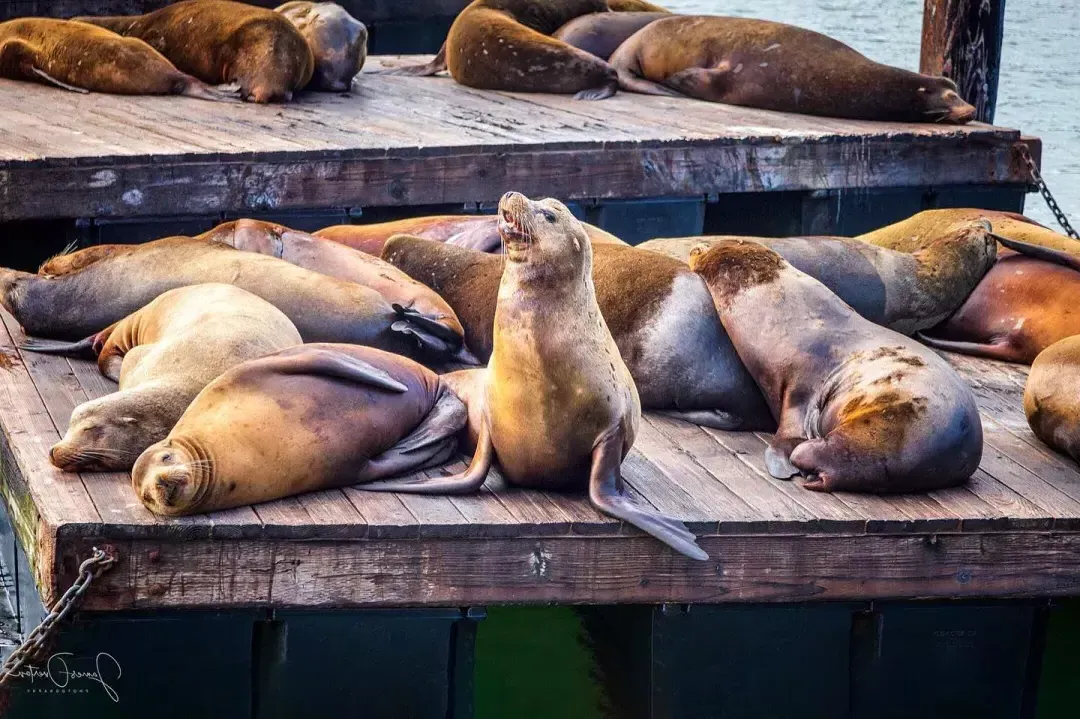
168, 434, 216, 511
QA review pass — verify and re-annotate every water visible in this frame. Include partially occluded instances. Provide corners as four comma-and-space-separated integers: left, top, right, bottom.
663, 0, 1080, 228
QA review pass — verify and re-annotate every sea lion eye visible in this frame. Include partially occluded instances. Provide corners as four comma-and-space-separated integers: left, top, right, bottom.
542, 211, 556, 224
161, 453, 173, 462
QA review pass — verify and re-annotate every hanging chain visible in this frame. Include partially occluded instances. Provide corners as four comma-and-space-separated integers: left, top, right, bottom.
1017, 143, 1078, 239
0, 547, 117, 688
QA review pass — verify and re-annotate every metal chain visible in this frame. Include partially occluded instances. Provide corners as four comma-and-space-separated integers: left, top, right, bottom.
1017, 143, 1079, 239
0, 547, 117, 688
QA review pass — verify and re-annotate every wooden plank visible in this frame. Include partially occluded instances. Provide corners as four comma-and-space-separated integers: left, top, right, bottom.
342, 486, 420, 540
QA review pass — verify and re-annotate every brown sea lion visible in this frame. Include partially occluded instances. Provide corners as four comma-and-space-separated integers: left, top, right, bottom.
38, 284, 301, 472
0, 18, 224, 100
76, 0, 314, 102
132, 344, 466, 515
361, 192, 707, 561
639, 220, 996, 335
689, 240, 982, 492
383, 233, 771, 429
315, 214, 625, 256
608, 16, 976, 123
1025, 336, 1080, 463
275, 1, 366, 92
553, 11, 669, 60
2, 236, 472, 365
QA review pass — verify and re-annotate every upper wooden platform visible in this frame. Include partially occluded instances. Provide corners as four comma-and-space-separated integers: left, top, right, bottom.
0, 57, 1039, 222
2, 305, 1080, 612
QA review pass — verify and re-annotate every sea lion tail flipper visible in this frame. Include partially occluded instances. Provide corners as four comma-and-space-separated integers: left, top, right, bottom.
359, 419, 494, 494
615, 68, 681, 97
374, 44, 447, 76
30, 67, 90, 94
17, 336, 96, 357
991, 232, 1080, 273
274, 347, 409, 392
916, 332, 1027, 363
589, 427, 709, 561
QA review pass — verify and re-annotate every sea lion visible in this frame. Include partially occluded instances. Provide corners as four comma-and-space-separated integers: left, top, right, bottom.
2, 235, 472, 365
384, 0, 619, 100
275, 1, 366, 92
132, 344, 467, 515
689, 240, 982, 492
361, 192, 708, 561
0, 18, 224, 99
639, 220, 996, 335
316, 214, 625, 255
76, 0, 314, 102
40, 284, 302, 472
1024, 336, 1080, 463
383, 233, 771, 429
608, 15, 976, 123
553, 11, 669, 60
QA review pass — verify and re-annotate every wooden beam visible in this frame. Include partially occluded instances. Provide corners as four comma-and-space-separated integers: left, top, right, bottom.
920, 0, 1007, 124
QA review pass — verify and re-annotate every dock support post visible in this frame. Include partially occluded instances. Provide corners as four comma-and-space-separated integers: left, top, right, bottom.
920, 0, 1007, 123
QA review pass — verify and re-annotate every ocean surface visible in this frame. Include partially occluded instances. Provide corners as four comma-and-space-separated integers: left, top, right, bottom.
663, 0, 1080, 229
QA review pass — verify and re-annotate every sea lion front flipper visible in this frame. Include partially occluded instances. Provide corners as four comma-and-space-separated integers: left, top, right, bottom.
391, 303, 461, 342
653, 409, 747, 431
18, 336, 97, 358
991, 232, 1080, 271
764, 439, 801, 479
574, 80, 618, 101
916, 332, 1028, 363
393, 386, 468, 454
30, 67, 90, 94
272, 347, 408, 392
589, 427, 709, 561
375, 44, 447, 76
359, 418, 494, 494
664, 65, 732, 101
615, 68, 681, 97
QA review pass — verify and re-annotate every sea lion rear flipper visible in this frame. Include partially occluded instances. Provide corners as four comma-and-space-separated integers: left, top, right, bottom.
589, 427, 709, 561
375, 44, 447, 76
991, 232, 1080, 273
18, 336, 97, 357
30, 67, 90, 94
393, 387, 468, 454
273, 347, 408, 392
359, 418, 494, 493
615, 68, 681, 97
916, 332, 1028, 363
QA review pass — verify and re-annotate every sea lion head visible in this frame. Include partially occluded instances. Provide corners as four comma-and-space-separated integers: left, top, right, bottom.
687, 239, 784, 309
277, 1, 368, 92
132, 437, 214, 516
212, 218, 287, 257
918, 77, 976, 124
497, 191, 590, 276
49, 395, 170, 472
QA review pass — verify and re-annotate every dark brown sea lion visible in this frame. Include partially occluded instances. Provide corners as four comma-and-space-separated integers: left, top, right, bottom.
1025, 336, 1080, 463
2, 236, 472, 364
383, 233, 772, 429
689, 240, 982, 492
553, 11, 669, 60
132, 344, 466, 515
0, 18, 223, 99
39, 284, 301, 472
608, 15, 976, 123
314, 214, 625, 256
275, 1, 366, 92
76, 0, 314, 102
361, 192, 707, 561
639, 220, 996, 336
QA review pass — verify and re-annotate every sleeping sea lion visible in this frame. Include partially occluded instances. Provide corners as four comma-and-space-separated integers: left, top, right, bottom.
39, 284, 301, 472
275, 1, 367, 92
2, 235, 472, 365
76, 0, 314, 102
360, 192, 708, 561
689, 239, 982, 492
383, 233, 771, 429
132, 344, 466, 515
608, 15, 976, 123
1025, 336, 1080, 463
553, 11, 669, 60
0, 18, 224, 100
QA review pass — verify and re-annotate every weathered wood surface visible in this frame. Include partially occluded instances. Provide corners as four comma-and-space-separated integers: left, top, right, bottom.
0, 0, 469, 22
920, 0, 1007, 123
0, 56, 1038, 222
1, 310, 1080, 610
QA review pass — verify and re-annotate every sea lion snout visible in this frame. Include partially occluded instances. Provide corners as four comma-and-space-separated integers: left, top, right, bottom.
133, 442, 207, 515
925, 84, 976, 124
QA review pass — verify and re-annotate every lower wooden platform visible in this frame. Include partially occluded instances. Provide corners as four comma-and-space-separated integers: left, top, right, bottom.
1, 306, 1079, 612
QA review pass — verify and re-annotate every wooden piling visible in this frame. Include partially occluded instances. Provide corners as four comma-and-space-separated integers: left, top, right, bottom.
920, 0, 1007, 124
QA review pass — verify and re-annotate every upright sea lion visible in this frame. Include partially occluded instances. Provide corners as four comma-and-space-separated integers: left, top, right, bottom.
639, 220, 996, 335
553, 11, 669, 60
689, 240, 982, 492
41, 284, 301, 472
383, 233, 772, 429
317, 214, 625, 255
76, 0, 314, 102
362, 192, 707, 561
132, 344, 466, 515
1024, 336, 1080, 463
0, 18, 223, 99
275, 1, 367, 92
2, 236, 472, 365
608, 16, 976, 123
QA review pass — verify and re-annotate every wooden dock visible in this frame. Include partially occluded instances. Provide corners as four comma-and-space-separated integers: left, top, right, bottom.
0, 57, 1039, 224
2, 303, 1080, 612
